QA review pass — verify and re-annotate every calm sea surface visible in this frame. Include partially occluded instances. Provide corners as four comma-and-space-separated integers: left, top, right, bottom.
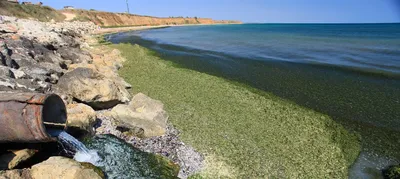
109, 24, 400, 178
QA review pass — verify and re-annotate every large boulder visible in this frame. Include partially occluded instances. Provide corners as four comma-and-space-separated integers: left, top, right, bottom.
57, 68, 130, 109
111, 93, 168, 138
67, 103, 96, 133
57, 47, 92, 64
0, 149, 36, 170
30, 157, 103, 179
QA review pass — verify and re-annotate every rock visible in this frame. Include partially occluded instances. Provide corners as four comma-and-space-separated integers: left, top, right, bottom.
14, 79, 45, 92
19, 65, 50, 81
67, 103, 96, 133
0, 149, 37, 170
0, 169, 31, 179
30, 157, 103, 179
0, 78, 15, 89
38, 62, 64, 75
0, 66, 26, 79
40, 52, 63, 64
111, 93, 168, 138
0, 66, 13, 78
0, 24, 18, 34
80, 163, 105, 179
57, 47, 92, 64
9, 69, 27, 79
57, 68, 130, 109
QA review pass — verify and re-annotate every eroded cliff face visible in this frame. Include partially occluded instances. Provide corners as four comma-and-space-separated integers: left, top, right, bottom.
60, 10, 241, 26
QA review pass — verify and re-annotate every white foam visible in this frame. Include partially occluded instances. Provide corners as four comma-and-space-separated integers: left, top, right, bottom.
74, 150, 103, 166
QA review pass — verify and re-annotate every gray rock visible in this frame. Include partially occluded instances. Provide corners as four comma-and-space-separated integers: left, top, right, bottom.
14, 79, 43, 91
57, 47, 92, 64
9, 69, 27, 79
38, 62, 64, 75
0, 66, 13, 78
0, 78, 15, 89
0, 78, 34, 92
0, 66, 27, 79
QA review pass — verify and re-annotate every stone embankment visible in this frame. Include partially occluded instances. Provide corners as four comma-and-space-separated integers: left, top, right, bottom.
0, 15, 203, 178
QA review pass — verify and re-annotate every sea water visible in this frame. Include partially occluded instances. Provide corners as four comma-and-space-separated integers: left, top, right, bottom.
108, 23, 400, 178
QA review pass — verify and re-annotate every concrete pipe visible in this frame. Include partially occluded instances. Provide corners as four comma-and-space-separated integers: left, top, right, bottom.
0, 93, 67, 143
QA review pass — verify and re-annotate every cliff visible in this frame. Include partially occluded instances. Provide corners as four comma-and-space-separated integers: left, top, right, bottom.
0, 1, 241, 26
0, 1, 65, 22
60, 9, 241, 27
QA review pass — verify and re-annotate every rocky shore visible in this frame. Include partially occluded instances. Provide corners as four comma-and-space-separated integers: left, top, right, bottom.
0, 15, 203, 178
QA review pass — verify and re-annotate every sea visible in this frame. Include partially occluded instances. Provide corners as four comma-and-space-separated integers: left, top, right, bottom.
108, 23, 400, 178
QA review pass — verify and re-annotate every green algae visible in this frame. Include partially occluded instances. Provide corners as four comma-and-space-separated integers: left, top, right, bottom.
85, 134, 179, 179
113, 43, 361, 178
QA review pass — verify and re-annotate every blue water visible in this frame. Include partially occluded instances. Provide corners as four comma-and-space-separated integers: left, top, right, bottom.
138, 24, 400, 75
109, 24, 400, 179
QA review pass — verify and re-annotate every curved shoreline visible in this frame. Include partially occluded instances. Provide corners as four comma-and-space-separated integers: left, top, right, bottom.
112, 42, 361, 178
106, 28, 400, 178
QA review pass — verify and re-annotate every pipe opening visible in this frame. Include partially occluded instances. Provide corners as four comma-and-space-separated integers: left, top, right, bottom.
42, 95, 67, 137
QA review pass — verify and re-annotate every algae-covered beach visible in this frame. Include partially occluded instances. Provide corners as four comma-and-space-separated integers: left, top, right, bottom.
0, 1, 398, 178
114, 43, 361, 178
109, 23, 400, 178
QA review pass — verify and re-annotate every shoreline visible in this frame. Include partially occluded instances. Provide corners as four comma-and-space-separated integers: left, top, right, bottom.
0, 14, 396, 178
112, 42, 361, 178
0, 15, 196, 178
108, 29, 400, 178
93, 23, 242, 35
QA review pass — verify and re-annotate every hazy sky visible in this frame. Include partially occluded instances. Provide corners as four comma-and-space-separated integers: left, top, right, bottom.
32, 0, 400, 23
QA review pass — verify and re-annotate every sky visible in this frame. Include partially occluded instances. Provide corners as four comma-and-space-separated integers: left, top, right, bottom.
30, 0, 400, 23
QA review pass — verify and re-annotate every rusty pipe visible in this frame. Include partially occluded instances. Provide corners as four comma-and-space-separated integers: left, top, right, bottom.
0, 93, 67, 143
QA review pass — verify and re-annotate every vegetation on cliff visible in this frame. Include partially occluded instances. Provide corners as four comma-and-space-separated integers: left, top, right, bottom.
114, 43, 361, 178
0, 2, 240, 27
0, 1, 65, 22
60, 9, 241, 27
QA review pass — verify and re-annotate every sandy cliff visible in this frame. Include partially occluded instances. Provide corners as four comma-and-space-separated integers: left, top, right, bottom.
60, 9, 241, 26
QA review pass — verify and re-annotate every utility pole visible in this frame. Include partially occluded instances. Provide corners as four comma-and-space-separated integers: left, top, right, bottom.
126, 0, 130, 14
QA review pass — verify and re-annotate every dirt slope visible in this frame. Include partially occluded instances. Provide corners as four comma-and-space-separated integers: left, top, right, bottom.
0, 1, 65, 22
60, 9, 241, 27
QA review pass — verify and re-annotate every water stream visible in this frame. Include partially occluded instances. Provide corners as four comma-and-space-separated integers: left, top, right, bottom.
57, 131, 102, 166
55, 131, 179, 178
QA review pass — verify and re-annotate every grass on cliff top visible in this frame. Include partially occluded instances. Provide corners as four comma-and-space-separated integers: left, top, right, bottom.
113, 43, 361, 178
0, 1, 65, 22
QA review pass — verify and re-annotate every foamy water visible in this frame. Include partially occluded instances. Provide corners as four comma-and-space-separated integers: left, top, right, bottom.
57, 131, 102, 166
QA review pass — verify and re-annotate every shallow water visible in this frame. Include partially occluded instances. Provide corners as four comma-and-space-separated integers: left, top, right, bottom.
84, 134, 179, 179
109, 24, 400, 178
57, 132, 178, 178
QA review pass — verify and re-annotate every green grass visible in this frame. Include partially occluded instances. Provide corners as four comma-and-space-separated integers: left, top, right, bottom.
0, 1, 65, 22
71, 15, 91, 22
113, 43, 361, 178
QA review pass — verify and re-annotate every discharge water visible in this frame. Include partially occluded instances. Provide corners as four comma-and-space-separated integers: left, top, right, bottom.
56, 132, 178, 178
57, 131, 102, 166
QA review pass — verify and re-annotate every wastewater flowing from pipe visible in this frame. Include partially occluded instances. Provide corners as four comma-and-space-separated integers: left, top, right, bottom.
56, 131, 102, 166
